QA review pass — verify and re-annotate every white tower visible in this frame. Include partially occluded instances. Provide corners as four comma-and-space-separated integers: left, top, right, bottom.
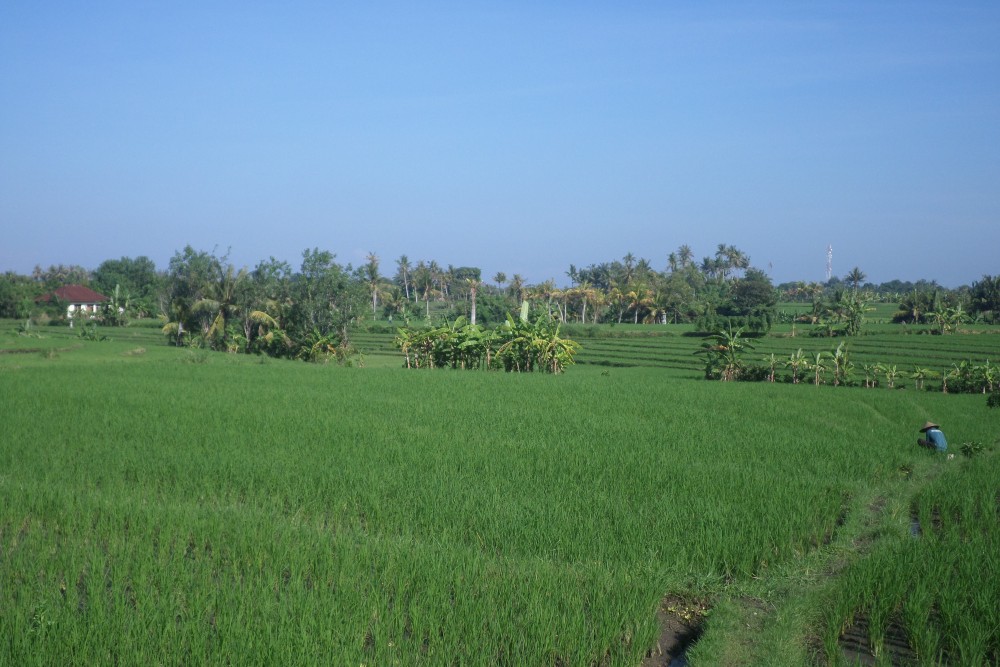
826, 245, 833, 282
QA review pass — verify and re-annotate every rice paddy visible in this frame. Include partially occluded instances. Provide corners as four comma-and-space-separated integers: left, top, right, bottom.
1, 319, 998, 664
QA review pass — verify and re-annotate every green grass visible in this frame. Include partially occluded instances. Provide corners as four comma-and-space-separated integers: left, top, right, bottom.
2, 320, 998, 664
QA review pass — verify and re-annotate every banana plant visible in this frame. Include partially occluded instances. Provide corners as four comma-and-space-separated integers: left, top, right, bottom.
785, 348, 807, 385
695, 324, 754, 382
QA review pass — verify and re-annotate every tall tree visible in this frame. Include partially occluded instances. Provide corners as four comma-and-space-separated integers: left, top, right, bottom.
492, 271, 507, 295
846, 267, 867, 292
195, 262, 248, 350
32, 264, 91, 291
970, 275, 1000, 324
622, 252, 636, 285
92, 256, 161, 317
0, 272, 39, 319
509, 274, 525, 306
364, 252, 385, 318
678, 244, 694, 268
395, 255, 412, 302
566, 264, 578, 287
466, 278, 480, 325
164, 246, 222, 341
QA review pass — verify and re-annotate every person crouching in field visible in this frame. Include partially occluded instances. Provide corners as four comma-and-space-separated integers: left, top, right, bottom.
918, 421, 948, 452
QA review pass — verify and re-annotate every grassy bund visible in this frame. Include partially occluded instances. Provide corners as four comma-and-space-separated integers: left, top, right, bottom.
1, 319, 998, 665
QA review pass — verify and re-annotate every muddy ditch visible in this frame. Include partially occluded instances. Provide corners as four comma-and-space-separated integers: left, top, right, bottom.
641, 595, 708, 667
839, 613, 919, 666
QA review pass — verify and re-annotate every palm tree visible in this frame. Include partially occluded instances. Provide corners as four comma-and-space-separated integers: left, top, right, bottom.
194, 263, 247, 350
627, 283, 654, 324
396, 255, 412, 302
493, 271, 507, 295
565, 264, 579, 287
509, 274, 526, 306
678, 244, 694, 268
846, 267, 866, 292
428, 260, 444, 301
622, 252, 636, 285
413, 262, 437, 319
574, 281, 595, 323
466, 278, 480, 325
607, 282, 628, 324
365, 252, 383, 318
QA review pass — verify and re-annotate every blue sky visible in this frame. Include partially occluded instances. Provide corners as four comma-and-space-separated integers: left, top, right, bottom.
2, 2, 998, 287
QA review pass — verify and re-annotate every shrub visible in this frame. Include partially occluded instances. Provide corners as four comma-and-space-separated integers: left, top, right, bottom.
988, 390, 1000, 409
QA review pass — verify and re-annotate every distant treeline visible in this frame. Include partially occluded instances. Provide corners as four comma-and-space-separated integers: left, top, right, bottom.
2, 244, 998, 360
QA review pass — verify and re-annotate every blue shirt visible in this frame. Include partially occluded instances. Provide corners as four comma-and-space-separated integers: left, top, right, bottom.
925, 428, 947, 452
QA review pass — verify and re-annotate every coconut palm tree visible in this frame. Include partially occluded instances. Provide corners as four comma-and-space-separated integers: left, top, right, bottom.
622, 252, 636, 285
193, 263, 247, 351
492, 271, 507, 296
509, 274, 526, 307
846, 267, 866, 292
466, 278, 480, 325
627, 283, 654, 324
364, 252, 385, 319
396, 255, 412, 302
678, 244, 694, 268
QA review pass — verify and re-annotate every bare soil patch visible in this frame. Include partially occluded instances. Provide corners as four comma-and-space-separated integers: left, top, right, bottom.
839, 613, 917, 666
641, 595, 708, 667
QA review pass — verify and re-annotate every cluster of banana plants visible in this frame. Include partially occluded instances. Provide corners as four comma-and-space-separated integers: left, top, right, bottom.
940, 359, 998, 394
707, 329, 998, 395
759, 342, 855, 386
395, 315, 580, 373
765, 349, 996, 395
858, 359, 996, 394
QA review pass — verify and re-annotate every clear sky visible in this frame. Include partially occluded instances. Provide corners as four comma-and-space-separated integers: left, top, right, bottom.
2, 2, 998, 287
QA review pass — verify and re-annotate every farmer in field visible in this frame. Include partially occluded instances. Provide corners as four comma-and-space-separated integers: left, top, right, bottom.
917, 421, 948, 452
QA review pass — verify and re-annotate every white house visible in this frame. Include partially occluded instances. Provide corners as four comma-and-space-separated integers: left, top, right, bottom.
35, 285, 109, 322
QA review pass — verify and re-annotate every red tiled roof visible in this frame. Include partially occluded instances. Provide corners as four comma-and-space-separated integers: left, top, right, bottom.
36, 285, 109, 303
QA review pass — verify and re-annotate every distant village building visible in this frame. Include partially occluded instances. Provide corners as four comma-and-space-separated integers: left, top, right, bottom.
35, 285, 109, 323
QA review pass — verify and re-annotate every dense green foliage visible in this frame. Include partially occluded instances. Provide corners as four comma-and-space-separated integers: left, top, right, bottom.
6, 248, 993, 347
394, 315, 579, 373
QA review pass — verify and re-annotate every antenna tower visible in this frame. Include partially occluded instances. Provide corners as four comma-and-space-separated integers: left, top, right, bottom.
826, 245, 833, 282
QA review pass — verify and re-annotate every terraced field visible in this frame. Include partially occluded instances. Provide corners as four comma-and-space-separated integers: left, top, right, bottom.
2, 319, 997, 665
356, 321, 1000, 383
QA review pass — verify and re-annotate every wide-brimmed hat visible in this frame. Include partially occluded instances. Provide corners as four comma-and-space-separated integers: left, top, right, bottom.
919, 421, 939, 432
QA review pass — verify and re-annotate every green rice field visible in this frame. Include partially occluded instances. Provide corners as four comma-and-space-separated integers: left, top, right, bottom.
2, 320, 998, 665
